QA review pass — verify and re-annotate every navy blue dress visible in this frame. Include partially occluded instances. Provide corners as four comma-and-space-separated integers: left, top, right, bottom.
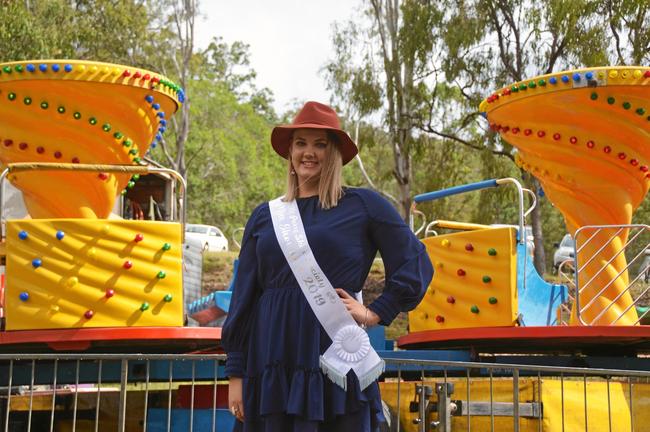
221, 188, 434, 432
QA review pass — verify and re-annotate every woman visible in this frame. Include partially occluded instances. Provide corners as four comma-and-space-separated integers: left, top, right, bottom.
222, 101, 433, 431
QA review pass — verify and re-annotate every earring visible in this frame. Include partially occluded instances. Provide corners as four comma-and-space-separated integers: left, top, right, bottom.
290, 169, 296, 175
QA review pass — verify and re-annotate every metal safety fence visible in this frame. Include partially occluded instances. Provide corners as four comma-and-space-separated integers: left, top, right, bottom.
573, 224, 650, 326
0, 353, 229, 432
382, 358, 650, 432
1, 354, 649, 432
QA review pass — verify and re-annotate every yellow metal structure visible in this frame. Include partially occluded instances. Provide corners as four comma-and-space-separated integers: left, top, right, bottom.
480, 66, 650, 325
409, 227, 518, 331
5, 219, 183, 330
380, 378, 650, 432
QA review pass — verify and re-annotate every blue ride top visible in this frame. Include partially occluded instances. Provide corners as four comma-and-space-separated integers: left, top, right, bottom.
221, 187, 433, 430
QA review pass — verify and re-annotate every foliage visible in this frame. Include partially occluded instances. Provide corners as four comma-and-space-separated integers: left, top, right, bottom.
179, 79, 282, 234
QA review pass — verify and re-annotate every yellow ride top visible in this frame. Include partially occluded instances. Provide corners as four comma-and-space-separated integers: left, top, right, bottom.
0, 60, 182, 219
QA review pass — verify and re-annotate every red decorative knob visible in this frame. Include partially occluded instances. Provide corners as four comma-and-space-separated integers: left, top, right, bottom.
447, 296, 455, 304
465, 243, 474, 252
123, 260, 133, 269
435, 315, 445, 323
105, 289, 115, 298
457, 269, 466, 276
84, 310, 94, 319
134, 233, 144, 242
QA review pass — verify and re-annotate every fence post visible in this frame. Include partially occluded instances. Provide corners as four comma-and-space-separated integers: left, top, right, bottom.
118, 359, 128, 432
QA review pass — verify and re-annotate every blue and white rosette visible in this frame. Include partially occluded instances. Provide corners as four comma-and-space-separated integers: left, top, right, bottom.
269, 197, 384, 391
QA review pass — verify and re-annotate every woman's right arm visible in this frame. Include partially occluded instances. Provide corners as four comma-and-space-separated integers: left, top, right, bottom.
221, 206, 262, 420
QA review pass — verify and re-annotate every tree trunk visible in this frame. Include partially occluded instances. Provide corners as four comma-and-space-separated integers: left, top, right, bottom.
528, 176, 546, 274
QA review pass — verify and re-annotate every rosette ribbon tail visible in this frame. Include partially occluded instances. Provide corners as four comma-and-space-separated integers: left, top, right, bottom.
320, 324, 385, 391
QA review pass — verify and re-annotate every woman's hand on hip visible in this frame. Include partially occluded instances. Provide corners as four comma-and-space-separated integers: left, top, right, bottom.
335, 288, 380, 327
228, 377, 245, 422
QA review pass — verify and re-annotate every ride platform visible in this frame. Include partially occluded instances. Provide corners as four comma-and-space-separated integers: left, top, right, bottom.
0, 326, 221, 353
398, 325, 650, 354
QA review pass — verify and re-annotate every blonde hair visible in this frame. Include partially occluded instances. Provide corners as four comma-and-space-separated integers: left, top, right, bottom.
284, 130, 344, 209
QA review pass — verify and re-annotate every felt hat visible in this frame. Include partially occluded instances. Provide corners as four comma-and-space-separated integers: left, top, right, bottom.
271, 101, 358, 165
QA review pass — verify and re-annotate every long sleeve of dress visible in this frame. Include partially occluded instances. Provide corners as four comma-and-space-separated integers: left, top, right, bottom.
361, 191, 434, 326
221, 206, 261, 377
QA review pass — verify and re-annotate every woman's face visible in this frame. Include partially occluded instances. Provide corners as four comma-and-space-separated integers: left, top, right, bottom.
290, 128, 329, 184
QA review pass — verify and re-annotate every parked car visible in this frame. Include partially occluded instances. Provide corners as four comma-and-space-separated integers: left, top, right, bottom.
185, 224, 229, 252
553, 233, 575, 271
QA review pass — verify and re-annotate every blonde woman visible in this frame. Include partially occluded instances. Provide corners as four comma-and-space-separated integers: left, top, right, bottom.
222, 101, 433, 432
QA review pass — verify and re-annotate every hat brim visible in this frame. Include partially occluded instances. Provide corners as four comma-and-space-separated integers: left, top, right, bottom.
271, 123, 358, 165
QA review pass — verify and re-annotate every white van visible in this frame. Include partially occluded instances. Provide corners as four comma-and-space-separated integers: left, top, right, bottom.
185, 224, 229, 252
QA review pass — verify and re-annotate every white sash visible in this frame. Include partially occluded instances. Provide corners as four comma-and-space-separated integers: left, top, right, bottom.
269, 197, 384, 391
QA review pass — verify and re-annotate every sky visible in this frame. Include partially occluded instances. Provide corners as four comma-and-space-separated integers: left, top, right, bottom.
196, 0, 362, 114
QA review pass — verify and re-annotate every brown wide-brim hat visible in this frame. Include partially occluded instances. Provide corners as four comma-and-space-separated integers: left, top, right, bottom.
271, 101, 358, 165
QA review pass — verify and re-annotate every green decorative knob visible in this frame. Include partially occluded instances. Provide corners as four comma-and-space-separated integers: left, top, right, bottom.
471, 305, 480, 314
482, 275, 492, 283
157, 270, 166, 279
102, 123, 111, 132
123, 139, 132, 147
88, 117, 97, 125
590, 92, 598, 100
162, 243, 171, 251
607, 97, 615, 105
489, 297, 498, 305
132, 174, 140, 181
140, 302, 149, 311
488, 248, 497, 256
73, 111, 81, 119
163, 294, 173, 302
57, 106, 65, 114
114, 132, 123, 139
129, 148, 138, 155
8, 92, 16, 101
40, 101, 48, 109
23, 97, 32, 105
127, 181, 135, 189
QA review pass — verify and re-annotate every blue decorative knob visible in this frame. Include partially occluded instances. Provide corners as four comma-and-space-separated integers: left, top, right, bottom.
56, 230, 65, 240
18, 230, 28, 240
32, 258, 42, 268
